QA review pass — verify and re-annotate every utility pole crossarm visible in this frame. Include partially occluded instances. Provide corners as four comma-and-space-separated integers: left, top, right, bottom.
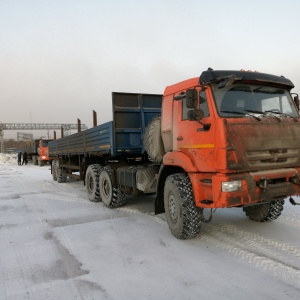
0, 123, 88, 130
0, 123, 88, 153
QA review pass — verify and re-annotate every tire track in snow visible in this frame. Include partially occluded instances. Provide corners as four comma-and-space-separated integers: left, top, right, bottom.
117, 207, 168, 227
119, 206, 300, 287
46, 194, 90, 205
42, 180, 88, 203
212, 221, 300, 259
125, 207, 300, 286
196, 220, 300, 286
42, 179, 300, 286
199, 230, 300, 286
277, 214, 300, 228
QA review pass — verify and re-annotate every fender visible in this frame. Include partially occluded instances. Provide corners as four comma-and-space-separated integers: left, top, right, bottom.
163, 151, 198, 172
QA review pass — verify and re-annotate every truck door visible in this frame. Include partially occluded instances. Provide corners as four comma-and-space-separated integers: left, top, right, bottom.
174, 88, 215, 172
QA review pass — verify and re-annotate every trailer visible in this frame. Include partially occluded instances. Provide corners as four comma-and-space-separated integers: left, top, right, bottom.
48, 92, 162, 203
49, 70, 300, 239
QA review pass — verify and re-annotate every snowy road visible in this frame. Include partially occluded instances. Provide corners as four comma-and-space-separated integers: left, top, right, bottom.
1, 155, 300, 299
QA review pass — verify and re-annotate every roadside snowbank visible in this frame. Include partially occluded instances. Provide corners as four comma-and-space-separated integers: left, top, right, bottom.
0, 153, 17, 164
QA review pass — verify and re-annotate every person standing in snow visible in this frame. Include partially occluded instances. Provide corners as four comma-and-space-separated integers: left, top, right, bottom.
22, 151, 28, 165
17, 152, 22, 165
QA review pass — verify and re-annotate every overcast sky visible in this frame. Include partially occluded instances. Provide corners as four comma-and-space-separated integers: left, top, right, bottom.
1, 0, 300, 139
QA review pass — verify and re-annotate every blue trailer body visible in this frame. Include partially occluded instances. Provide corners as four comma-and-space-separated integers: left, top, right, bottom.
48, 92, 162, 158
48, 121, 114, 156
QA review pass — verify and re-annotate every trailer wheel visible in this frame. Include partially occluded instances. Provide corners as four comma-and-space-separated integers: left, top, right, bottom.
57, 166, 67, 183
164, 173, 203, 239
144, 116, 165, 164
85, 164, 101, 202
52, 160, 57, 181
99, 166, 125, 208
243, 199, 285, 222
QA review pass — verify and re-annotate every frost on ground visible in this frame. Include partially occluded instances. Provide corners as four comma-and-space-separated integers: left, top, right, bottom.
0, 153, 17, 164
0, 154, 300, 300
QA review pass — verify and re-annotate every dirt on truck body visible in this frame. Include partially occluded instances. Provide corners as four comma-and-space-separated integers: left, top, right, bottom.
49, 69, 300, 239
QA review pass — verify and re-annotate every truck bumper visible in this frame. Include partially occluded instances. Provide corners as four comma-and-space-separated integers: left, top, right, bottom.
189, 168, 300, 208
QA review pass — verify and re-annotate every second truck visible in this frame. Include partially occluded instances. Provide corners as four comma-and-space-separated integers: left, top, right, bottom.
48, 69, 300, 239
23, 139, 52, 166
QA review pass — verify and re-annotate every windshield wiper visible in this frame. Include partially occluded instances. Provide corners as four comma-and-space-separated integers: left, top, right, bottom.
265, 110, 298, 122
221, 110, 261, 121
262, 110, 282, 122
244, 109, 281, 121
221, 110, 246, 115
242, 110, 262, 121
244, 109, 265, 115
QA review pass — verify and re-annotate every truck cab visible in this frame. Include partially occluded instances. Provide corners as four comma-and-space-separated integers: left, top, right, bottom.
157, 69, 300, 238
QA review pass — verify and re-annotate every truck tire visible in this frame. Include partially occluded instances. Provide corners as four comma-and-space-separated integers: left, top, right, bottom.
243, 199, 285, 222
99, 166, 125, 208
57, 166, 67, 183
52, 160, 57, 181
85, 164, 101, 202
144, 116, 165, 164
164, 173, 203, 239
32, 156, 38, 165
38, 158, 45, 166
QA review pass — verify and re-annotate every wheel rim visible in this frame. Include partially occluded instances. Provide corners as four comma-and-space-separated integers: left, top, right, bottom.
100, 170, 113, 204
168, 194, 177, 221
87, 175, 94, 194
103, 178, 111, 198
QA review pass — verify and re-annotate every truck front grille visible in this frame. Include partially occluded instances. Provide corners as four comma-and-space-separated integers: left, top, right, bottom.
245, 149, 299, 167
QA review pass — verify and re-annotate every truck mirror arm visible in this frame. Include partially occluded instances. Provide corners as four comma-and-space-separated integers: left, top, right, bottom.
291, 93, 299, 111
217, 75, 236, 89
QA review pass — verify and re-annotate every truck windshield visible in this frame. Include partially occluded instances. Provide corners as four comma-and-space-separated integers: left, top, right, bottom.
211, 83, 299, 118
41, 141, 48, 147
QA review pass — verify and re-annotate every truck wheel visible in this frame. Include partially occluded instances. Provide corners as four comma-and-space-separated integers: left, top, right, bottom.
99, 166, 125, 208
164, 173, 203, 239
52, 160, 57, 181
144, 116, 165, 164
38, 159, 45, 166
243, 199, 285, 222
85, 165, 101, 202
32, 156, 38, 165
57, 166, 67, 183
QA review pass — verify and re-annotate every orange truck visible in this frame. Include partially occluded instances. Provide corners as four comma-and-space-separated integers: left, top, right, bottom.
23, 139, 52, 166
49, 69, 300, 239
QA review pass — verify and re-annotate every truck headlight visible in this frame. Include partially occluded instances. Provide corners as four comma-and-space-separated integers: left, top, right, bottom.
222, 180, 242, 192
42, 156, 46, 159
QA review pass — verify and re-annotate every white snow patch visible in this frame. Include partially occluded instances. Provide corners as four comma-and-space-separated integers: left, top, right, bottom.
0, 153, 17, 164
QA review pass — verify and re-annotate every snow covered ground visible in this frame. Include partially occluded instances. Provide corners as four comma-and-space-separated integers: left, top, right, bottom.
1, 153, 300, 299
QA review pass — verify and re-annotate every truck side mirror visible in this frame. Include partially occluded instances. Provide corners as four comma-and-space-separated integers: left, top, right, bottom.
187, 108, 204, 122
186, 88, 198, 108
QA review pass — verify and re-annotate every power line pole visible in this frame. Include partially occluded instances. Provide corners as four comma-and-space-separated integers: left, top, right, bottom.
0, 127, 4, 153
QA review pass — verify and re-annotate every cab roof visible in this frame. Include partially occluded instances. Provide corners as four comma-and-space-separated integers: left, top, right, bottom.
164, 70, 294, 96
200, 70, 294, 89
